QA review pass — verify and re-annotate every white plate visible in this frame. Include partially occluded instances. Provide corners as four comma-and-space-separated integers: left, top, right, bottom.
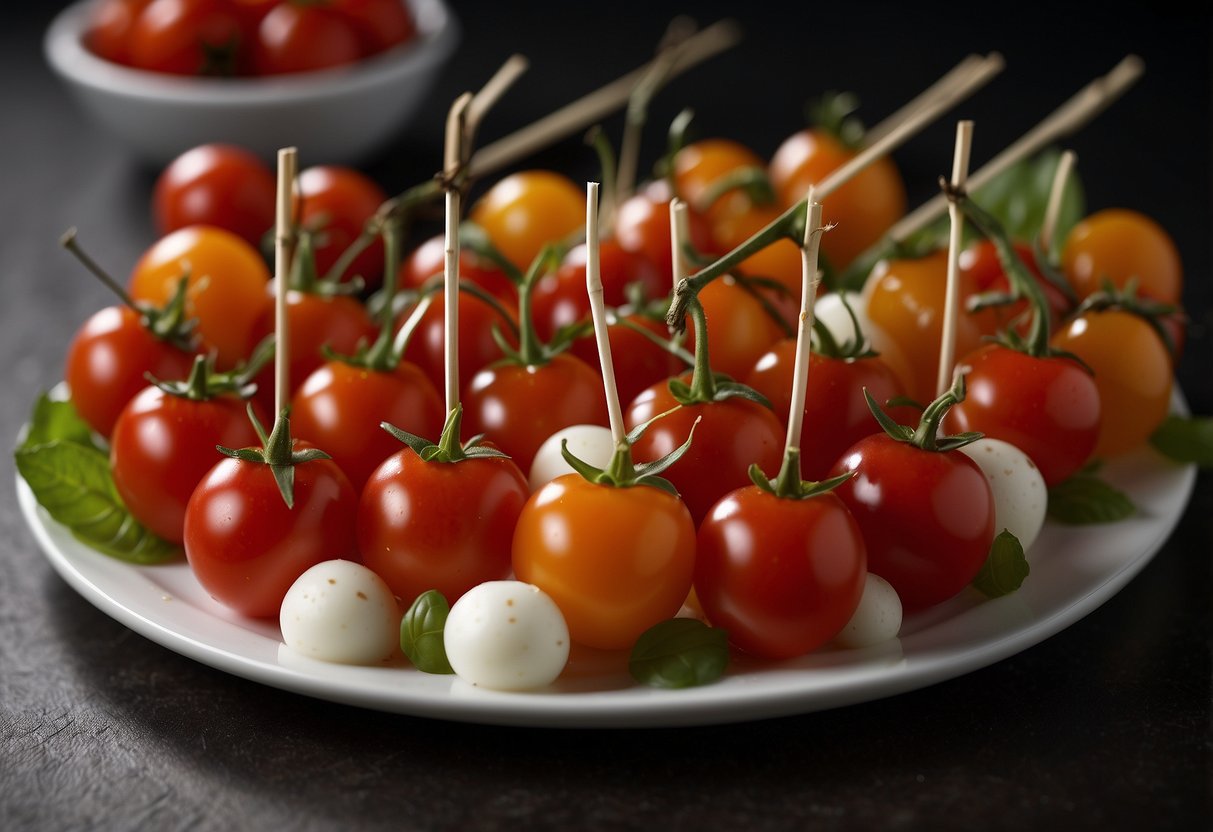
17, 443, 1195, 728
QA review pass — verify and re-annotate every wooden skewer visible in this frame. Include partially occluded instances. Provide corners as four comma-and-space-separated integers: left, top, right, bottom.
443, 92, 473, 413
670, 198, 691, 290
864, 53, 1002, 147
936, 121, 974, 398
467, 19, 741, 180
464, 54, 529, 152
274, 146, 298, 418
586, 182, 626, 446
784, 192, 824, 459
889, 55, 1144, 244
1039, 150, 1078, 256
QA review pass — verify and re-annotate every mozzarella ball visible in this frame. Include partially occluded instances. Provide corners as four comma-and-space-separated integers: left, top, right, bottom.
529, 424, 615, 491
959, 437, 1047, 553
280, 560, 401, 664
444, 581, 570, 690
834, 573, 903, 648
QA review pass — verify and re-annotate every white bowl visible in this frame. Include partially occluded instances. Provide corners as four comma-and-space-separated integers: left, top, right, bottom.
44, 0, 460, 166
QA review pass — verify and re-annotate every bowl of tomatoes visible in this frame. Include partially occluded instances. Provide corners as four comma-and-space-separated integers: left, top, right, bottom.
44, 0, 460, 165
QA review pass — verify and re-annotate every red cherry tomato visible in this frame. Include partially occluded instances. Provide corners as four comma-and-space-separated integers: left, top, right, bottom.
398, 291, 518, 395
568, 313, 685, 409
128, 225, 272, 369
614, 180, 718, 288
695, 487, 867, 659
462, 354, 608, 474
153, 144, 277, 247
626, 380, 784, 525
86, 0, 153, 65
831, 434, 994, 612
110, 384, 267, 543
746, 342, 910, 479
127, 0, 246, 76
252, 3, 362, 76
294, 166, 388, 288
65, 305, 197, 437
469, 171, 585, 272
512, 475, 697, 650
959, 239, 1072, 334
290, 360, 445, 492
358, 448, 530, 604
184, 449, 359, 618
401, 233, 518, 306
1061, 208, 1182, 304
944, 344, 1101, 486
330, 0, 416, 55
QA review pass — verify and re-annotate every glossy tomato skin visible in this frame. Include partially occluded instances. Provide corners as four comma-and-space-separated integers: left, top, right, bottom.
1061, 208, 1182, 304
959, 239, 1072, 334
746, 342, 909, 480
469, 171, 585, 272
65, 305, 197, 437
290, 360, 445, 492
399, 291, 518, 394
944, 344, 1101, 486
110, 386, 266, 543
129, 225, 272, 369
127, 0, 246, 76
401, 233, 518, 306
569, 313, 685, 408
330, 0, 416, 54
1050, 310, 1172, 457
87, 0, 153, 64
626, 380, 784, 525
358, 449, 530, 604
831, 435, 994, 612
695, 487, 867, 659
184, 452, 359, 618
154, 144, 276, 246
693, 275, 784, 382
513, 475, 697, 650
462, 354, 608, 474
294, 166, 387, 288
614, 180, 718, 287
253, 3, 362, 75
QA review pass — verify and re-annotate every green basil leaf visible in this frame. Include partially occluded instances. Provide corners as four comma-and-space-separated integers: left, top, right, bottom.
400, 590, 454, 674
971, 530, 1030, 598
629, 618, 728, 689
14, 440, 177, 564
1150, 415, 1213, 468
24, 392, 100, 452
973, 148, 1086, 247
1047, 473, 1135, 525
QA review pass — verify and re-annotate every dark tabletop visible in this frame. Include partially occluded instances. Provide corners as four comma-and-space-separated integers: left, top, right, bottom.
2, 2, 1210, 830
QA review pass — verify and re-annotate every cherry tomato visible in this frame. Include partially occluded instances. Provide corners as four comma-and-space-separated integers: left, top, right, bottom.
290, 359, 445, 492
1061, 208, 1182, 304
184, 448, 359, 618
568, 313, 685, 409
614, 180, 718, 288
358, 448, 530, 604
253, 3, 362, 76
86, 0, 153, 65
863, 250, 1000, 405
674, 139, 765, 209
626, 380, 784, 525
398, 291, 518, 395
65, 305, 197, 437
153, 143, 277, 246
831, 434, 994, 612
129, 225, 272, 369
769, 128, 906, 269
695, 487, 866, 659
469, 171, 585, 272
330, 0, 416, 55
294, 166, 387, 288
512, 475, 696, 650
127, 0, 246, 76
959, 239, 1072, 334
110, 383, 267, 543
692, 275, 784, 382
1050, 310, 1172, 457
746, 342, 910, 479
462, 353, 608, 474
944, 344, 1101, 486
401, 233, 518, 306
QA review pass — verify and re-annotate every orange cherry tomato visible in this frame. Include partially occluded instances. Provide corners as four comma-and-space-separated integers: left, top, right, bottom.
769, 129, 906, 269
513, 475, 696, 650
1061, 208, 1182, 304
129, 225, 271, 369
673, 138, 765, 210
1050, 310, 1173, 457
692, 276, 784, 382
469, 171, 585, 272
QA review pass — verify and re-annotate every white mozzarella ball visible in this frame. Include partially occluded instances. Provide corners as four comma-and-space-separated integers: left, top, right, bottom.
444, 581, 570, 690
528, 424, 615, 491
959, 437, 1048, 553
834, 573, 903, 648
280, 560, 401, 664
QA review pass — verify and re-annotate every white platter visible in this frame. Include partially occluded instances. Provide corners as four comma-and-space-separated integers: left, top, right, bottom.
17, 442, 1195, 728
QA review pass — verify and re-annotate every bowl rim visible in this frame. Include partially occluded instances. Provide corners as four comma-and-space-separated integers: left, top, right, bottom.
45, 0, 460, 106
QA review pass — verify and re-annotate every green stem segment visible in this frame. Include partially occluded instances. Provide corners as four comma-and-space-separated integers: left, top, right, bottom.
218, 407, 331, 509
864, 371, 983, 454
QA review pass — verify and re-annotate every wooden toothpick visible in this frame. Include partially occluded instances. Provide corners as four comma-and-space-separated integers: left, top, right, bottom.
274, 146, 298, 418
586, 182, 626, 446
442, 92, 473, 413
669, 197, 691, 291
864, 53, 1002, 147
784, 192, 824, 460
1039, 150, 1078, 256
936, 121, 974, 398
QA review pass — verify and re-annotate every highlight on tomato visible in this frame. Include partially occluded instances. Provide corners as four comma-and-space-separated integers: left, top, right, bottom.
154, 143, 277, 246
469, 171, 585, 273
1061, 208, 1182, 304
294, 165, 388, 288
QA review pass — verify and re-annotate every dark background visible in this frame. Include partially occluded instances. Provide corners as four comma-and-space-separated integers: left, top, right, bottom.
2, 2, 1210, 829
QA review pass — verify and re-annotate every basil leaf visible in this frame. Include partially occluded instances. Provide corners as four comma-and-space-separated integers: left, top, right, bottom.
1150, 415, 1213, 468
1047, 472, 1135, 524
971, 530, 1030, 598
400, 590, 454, 674
14, 440, 177, 564
973, 148, 1086, 247
23, 392, 101, 452
629, 618, 728, 689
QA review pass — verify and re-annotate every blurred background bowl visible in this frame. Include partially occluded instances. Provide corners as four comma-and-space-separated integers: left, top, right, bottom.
44, 0, 459, 166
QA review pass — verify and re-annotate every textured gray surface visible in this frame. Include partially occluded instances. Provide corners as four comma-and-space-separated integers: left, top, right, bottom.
2, 3, 1210, 830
